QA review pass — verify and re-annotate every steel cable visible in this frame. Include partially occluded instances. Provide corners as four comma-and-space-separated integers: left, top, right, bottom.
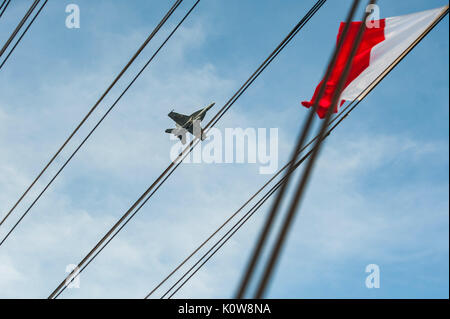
0, 0, 184, 243
48, 0, 328, 299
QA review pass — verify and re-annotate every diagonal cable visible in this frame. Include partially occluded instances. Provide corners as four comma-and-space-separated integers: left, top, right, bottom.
0, 0, 11, 19
0, 0, 183, 229
0, 0, 40, 58
48, 0, 328, 299
0, 0, 48, 70
0, 0, 7, 11
0, 0, 184, 242
252, 0, 377, 299
48, 0, 202, 298
153, 5, 449, 298
235, 0, 362, 299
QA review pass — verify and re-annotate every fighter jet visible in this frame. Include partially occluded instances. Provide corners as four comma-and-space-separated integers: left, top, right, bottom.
165, 102, 215, 144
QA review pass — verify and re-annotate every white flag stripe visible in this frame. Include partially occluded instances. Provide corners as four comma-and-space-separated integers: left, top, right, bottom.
341, 5, 448, 101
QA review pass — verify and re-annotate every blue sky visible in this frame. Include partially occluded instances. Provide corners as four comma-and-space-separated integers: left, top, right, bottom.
0, 0, 448, 298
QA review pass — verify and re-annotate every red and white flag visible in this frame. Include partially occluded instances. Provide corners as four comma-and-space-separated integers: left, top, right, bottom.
302, 6, 448, 118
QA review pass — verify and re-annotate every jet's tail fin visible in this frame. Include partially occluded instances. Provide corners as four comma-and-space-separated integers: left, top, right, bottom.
192, 125, 207, 141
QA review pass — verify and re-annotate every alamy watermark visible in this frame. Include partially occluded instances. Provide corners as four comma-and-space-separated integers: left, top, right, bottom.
366, 4, 381, 28
365, 264, 380, 288
65, 4, 80, 29
169, 126, 279, 175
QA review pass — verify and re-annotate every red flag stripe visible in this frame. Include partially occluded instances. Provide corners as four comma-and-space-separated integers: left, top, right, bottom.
302, 6, 447, 119
301, 20, 385, 118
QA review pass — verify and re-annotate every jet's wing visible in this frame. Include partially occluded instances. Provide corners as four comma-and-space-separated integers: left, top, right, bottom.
189, 110, 203, 121
168, 111, 190, 126
190, 103, 215, 122
197, 111, 208, 122
186, 125, 194, 136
